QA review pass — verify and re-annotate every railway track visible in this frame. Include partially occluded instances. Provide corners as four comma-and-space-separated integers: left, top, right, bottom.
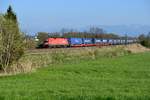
25, 44, 128, 54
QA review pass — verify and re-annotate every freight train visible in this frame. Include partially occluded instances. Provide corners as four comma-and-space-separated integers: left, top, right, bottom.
39, 38, 137, 48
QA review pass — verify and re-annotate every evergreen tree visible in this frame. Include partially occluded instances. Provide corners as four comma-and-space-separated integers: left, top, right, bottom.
4, 5, 17, 22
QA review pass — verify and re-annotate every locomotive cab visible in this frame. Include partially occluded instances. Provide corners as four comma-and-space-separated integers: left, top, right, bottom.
43, 40, 49, 48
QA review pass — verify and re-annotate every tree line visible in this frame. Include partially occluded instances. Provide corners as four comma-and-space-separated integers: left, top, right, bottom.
35, 28, 150, 48
138, 33, 150, 48
35, 27, 120, 45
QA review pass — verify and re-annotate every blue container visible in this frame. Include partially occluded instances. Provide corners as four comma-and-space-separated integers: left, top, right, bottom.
68, 38, 83, 45
113, 40, 117, 45
102, 39, 108, 43
108, 39, 113, 43
121, 40, 125, 44
116, 39, 121, 44
94, 39, 103, 43
83, 38, 94, 44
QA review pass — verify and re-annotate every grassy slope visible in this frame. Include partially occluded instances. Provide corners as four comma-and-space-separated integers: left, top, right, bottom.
0, 52, 150, 100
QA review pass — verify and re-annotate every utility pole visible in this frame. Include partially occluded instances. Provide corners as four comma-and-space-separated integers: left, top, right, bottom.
125, 33, 128, 45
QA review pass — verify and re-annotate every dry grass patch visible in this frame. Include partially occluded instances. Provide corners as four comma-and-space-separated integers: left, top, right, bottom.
124, 44, 150, 53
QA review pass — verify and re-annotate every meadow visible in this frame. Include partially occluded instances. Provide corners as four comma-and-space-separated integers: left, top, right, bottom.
0, 50, 150, 100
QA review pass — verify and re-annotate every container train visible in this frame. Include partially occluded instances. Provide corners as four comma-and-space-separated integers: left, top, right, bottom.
40, 38, 137, 48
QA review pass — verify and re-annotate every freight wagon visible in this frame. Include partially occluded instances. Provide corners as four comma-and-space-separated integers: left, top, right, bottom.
68, 38, 83, 47
94, 39, 103, 46
82, 38, 95, 47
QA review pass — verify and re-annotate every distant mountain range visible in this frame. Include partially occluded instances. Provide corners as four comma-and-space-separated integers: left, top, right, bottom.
96, 25, 150, 37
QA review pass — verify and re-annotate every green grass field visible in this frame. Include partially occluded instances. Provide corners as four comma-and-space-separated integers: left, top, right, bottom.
0, 52, 150, 100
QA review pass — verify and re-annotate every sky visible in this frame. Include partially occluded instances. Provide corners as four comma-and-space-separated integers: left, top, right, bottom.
0, 0, 150, 35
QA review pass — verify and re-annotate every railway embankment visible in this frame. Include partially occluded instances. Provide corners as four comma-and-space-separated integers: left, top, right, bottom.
0, 44, 149, 75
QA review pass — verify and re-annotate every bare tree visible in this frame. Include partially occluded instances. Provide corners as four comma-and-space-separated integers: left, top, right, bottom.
89, 27, 105, 34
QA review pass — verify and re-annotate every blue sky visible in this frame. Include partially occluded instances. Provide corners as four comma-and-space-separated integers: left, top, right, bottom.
0, 0, 150, 34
